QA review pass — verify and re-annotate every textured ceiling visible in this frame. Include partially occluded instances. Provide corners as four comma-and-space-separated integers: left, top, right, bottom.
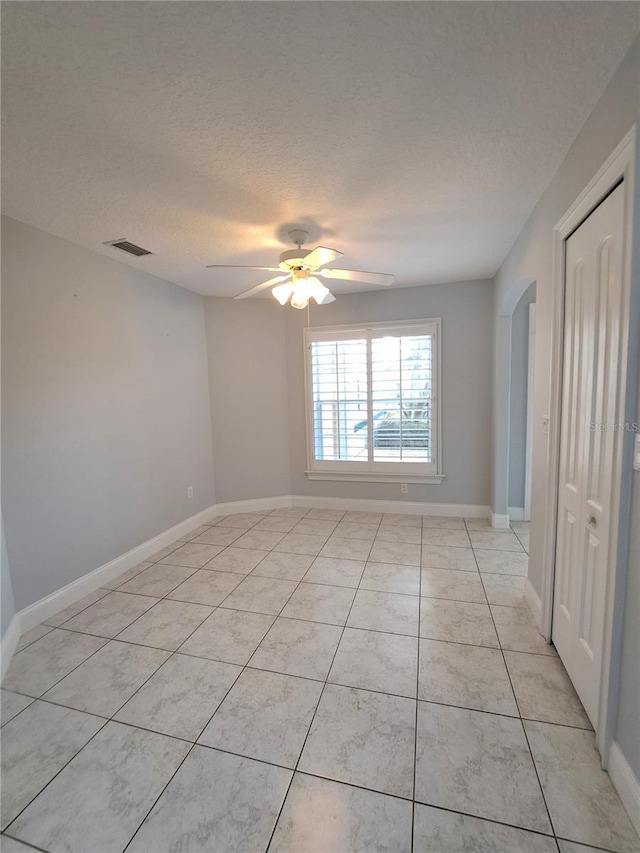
2, 2, 639, 297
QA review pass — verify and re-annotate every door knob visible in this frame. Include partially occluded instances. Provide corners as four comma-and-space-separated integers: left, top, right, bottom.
587, 514, 597, 527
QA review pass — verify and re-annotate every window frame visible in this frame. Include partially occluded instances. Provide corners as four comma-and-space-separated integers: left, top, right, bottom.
303, 318, 444, 484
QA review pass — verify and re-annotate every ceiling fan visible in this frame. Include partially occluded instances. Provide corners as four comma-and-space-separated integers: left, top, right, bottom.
206, 229, 395, 309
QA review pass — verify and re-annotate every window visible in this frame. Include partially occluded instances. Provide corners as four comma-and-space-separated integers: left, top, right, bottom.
304, 319, 443, 483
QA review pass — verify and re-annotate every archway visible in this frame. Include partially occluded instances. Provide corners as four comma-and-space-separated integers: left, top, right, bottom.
492, 276, 536, 527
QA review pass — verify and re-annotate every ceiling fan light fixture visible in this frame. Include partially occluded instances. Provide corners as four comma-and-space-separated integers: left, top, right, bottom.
271, 274, 336, 309
290, 276, 313, 309
290, 291, 309, 310
272, 282, 294, 305
307, 278, 332, 304
217, 230, 394, 302
315, 288, 336, 305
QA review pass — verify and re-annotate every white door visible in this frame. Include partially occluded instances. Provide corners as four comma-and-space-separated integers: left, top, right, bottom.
553, 182, 625, 727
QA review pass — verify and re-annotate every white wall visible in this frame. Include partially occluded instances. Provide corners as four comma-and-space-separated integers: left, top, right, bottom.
508, 283, 536, 510
285, 280, 494, 508
203, 297, 290, 502
494, 38, 640, 779
2, 217, 216, 611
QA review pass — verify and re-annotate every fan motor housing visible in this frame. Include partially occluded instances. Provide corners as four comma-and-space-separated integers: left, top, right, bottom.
279, 248, 312, 270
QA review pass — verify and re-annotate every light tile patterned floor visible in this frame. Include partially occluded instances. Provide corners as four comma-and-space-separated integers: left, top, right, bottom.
2, 509, 639, 853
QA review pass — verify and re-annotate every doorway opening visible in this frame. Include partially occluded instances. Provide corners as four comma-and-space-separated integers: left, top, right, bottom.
508, 282, 536, 530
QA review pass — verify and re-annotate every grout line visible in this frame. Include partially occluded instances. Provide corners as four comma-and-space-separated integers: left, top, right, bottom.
262, 513, 381, 853
3, 565, 257, 848
7, 643, 596, 737
26, 533, 526, 634
41, 588, 113, 628
3, 783, 570, 853
411, 795, 560, 841
11, 625, 56, 654
5, 741, 569, 853
43, 515, 293, 629
3, 714, 110, 842
1, 518, 334, 821
411, 514, 424, 853
552, 837, 629, 853
7, 509, 610, 853
1, 832, 50, 852
125, 506, 364, 852
6, 634, 114, 702
121, 741, 196, 853
22, 657, 597, 734
121, 644, 252, 851
469, 520, 564, 844
482, 571, 559, 841
519, 717, 558, 839
118, 529, 294, 853
47, 608, 561, 660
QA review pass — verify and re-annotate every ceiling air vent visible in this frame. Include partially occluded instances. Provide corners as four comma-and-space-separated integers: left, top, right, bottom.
103, 238, 152, 257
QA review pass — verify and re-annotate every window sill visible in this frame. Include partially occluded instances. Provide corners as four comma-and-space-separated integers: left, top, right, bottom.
305, 470, 445, 484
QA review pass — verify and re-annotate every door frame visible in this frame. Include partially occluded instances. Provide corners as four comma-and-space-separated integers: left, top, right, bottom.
541, 124, 638, 763
523, 304, 536, 522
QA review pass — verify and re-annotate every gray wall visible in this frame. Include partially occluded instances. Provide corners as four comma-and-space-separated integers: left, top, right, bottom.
494, 38, 640, 777
1, 255, 16, 642
508, 283, 536, 510
285, 280, 494, 507
1, 516, 15, 641
616, 374, 640, 780
204, 297, 290, 502
615, 103, 640, 784
2, 217, 216, 610
495, 36, 639, 594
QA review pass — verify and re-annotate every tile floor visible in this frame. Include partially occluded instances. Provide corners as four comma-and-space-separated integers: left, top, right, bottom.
2, 508, 639, 853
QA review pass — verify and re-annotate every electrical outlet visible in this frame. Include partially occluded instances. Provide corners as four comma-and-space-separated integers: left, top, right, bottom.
187, 485, 194, 499
400, 483, 408, 494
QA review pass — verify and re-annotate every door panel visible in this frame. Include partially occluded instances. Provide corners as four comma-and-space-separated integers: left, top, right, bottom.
553, 182, 625, 726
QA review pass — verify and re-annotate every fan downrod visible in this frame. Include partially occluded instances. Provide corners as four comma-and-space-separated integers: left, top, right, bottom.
279, 230, 312, 269
288, 229, 309, 249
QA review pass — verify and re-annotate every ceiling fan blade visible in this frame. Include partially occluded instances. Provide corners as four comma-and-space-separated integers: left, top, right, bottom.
234, 274, 291, 300
206, 264, 281, 271
303, 246, 344, 270
319, 268, 395, 286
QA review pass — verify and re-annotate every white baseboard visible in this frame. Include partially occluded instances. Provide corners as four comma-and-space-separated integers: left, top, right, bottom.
524, 577, 543, 628
609, 741, 640, 836
1, 615, 21, 681
492, 512, 511, 529
17, 503, 220, 634
508, 506, 525, 522
214, 495, 291, 516
524, 580, 556, 649
291, 494, 491, 519
7, 492, 490, 676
